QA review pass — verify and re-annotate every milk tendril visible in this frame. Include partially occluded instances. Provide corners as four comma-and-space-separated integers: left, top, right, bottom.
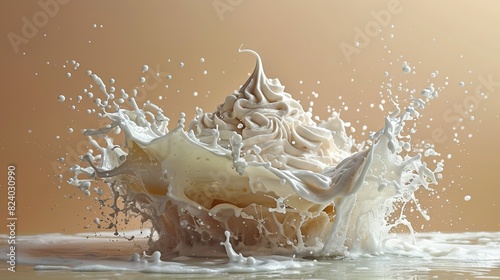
68, 48, 442, 258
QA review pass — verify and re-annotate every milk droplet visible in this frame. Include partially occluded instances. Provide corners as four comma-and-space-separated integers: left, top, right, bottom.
66, 72, 71, 78
131, 252, 140, 262
200, 58, 205, 62
459, 81, 465, 87
68, 128, 73, 133
179, 62, 185, 67
180, 220, 188, 228
142, 65, 149, 72
58, 95, 66, 102
402, 63, 411, 74
140, 77, 146, 83
151, 251, 161, 263
464, 195, 471, 201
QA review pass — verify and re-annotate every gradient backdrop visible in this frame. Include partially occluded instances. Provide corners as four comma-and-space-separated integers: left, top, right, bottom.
1, 0, 499, 235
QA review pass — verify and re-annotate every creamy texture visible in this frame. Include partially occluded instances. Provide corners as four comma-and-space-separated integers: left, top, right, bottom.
69, 49, 442, 258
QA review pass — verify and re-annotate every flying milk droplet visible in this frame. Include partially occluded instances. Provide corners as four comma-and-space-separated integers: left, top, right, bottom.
58, 95, 66, 102
402, 63, 411, 74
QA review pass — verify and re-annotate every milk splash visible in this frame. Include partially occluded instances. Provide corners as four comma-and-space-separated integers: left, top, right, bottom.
67, 48, 442, 259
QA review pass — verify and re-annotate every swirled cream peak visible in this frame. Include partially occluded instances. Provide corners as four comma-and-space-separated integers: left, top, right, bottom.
190, 48, 346, 174
69, 49, 442, 258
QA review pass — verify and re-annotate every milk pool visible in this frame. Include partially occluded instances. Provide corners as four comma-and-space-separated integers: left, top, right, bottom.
1, 231, 500, 279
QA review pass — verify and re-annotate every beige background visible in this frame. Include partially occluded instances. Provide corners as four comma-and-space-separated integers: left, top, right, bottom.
1, 0, 499, 235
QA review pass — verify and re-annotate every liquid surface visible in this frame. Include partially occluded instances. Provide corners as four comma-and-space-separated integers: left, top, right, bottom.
1, 231, 499, 279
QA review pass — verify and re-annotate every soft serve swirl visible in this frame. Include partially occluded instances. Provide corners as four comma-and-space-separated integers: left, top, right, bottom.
190, 49, 345, 173
68, 49, 441, 258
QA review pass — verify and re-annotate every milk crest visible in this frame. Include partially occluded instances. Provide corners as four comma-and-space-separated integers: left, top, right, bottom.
67, 49, 442, 258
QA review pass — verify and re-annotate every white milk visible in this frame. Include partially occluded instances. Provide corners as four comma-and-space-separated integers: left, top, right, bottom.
66, 49, 442, 260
